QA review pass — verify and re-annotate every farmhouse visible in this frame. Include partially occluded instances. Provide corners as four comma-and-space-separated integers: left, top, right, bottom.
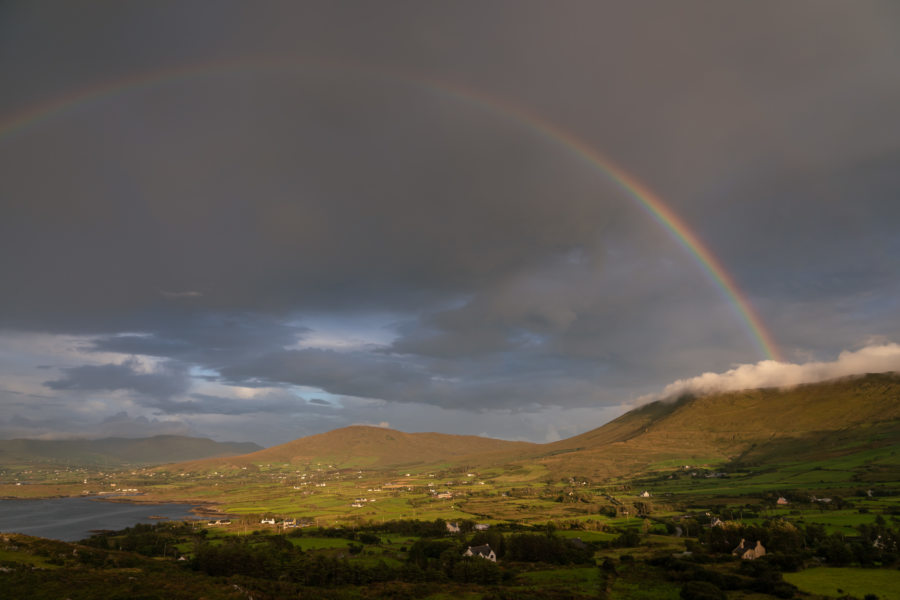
732, 539, 766, 560
463, 544, 497, 562
446, 521, 460, 533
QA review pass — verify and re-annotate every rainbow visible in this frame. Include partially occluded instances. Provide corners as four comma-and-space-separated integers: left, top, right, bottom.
0, 58, 781, 361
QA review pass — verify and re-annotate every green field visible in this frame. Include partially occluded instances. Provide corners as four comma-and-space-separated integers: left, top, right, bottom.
784, 567, 900, 600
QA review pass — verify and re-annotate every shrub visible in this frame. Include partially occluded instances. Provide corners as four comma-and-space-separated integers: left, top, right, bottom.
680, 581, 726, 600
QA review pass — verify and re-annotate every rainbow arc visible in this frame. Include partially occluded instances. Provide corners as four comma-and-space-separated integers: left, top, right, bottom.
0, 58, 781, 361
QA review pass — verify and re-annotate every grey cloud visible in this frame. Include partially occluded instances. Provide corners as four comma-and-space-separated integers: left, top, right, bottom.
88, 314, 309, 367
145, 390, 322, 417
218, 344, 638, 412
220, 348, 432, 402
1, 2, 898, 443
0, 62, 620, 332
45, 359, 189, 399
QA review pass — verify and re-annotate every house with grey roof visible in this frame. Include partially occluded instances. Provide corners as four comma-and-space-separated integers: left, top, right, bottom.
463, 544, 497, 562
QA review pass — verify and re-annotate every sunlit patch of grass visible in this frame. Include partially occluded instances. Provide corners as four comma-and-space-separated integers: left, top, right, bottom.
287, 536, 352, 550
784, 567, 900, 600
0, 547, 59, 568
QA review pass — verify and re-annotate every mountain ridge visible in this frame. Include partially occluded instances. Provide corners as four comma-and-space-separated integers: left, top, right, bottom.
522, 371, 900, 477
153, 372, 900, 476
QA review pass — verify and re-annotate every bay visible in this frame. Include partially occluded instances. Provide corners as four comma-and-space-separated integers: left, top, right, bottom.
0, 496, 204, 541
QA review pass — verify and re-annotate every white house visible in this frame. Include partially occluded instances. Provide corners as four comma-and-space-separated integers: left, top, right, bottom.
463, 544, 497, 562
446, 521, 460, 533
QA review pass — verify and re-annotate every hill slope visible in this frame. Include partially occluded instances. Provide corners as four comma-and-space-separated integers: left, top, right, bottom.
168, 425, 538, 471
527, 372, 900, 477
159, 373, 900, 478
0, 435, 262, 466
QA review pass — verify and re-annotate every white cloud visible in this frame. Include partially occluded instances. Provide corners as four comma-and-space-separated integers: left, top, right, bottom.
644, 343, 900, 401
350, 421, 391, 429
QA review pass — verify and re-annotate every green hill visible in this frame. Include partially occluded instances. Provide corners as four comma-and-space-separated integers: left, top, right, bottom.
0, 435, 262, 467
525, 372, 900, 478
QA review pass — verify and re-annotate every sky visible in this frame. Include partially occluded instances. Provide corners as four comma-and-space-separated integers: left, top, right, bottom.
1, 1, 899, 446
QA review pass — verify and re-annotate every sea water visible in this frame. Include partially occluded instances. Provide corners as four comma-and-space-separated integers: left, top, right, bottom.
0, 496, 203, 541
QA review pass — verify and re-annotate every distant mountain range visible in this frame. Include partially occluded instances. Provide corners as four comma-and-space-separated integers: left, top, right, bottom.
6, 373, 897, 477
162, 372, 900, 477
0, 435, 262, 466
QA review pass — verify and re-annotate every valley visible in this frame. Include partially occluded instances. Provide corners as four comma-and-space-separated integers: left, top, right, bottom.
1, 374, 899, 599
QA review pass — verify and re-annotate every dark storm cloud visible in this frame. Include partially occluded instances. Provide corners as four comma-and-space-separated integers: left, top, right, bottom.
45, 359, 189, 399
1, 2, 899, 442
0, 81, 617, 330
2, 2, 896, 332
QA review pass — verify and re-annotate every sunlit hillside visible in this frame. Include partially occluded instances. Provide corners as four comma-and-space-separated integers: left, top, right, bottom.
166, 425, 539, 472
524, 372, 900, 478
158, 373, 900, 483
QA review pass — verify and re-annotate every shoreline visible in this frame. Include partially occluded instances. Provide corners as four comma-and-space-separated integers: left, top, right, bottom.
0, 494, 232, 520
93, 495, 231, 519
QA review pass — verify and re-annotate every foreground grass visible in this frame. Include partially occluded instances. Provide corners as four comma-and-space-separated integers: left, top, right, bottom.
784, 567, 900, 600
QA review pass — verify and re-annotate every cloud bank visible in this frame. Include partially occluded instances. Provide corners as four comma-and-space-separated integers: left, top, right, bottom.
649, 343, 900, 401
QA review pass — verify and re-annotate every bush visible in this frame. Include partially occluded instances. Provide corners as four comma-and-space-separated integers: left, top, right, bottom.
680, 581, 726, 600
613, 528, 641, 548
358, 533, 381, 545
504, 533, 593, 564
763, 552, 805, 572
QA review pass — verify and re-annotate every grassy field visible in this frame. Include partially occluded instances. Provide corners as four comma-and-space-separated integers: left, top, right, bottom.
784, 567, 900, 600
518, 566, 605, 596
